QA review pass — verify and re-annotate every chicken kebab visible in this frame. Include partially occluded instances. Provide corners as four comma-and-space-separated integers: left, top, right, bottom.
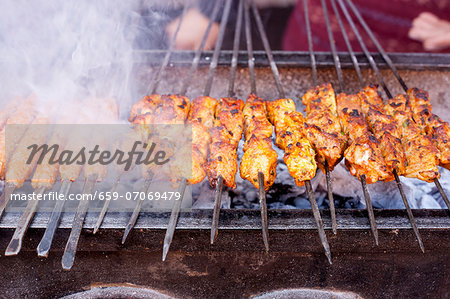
207, 96, 245, 244
129, 94, 228, 260
407, 88, 450, 171
266, 98, 316, 186
0, 95, 38, 184
358, 86, 407, 180
383, 93, 440, 182
124, 94, 190, 244
0, 99, 48, 218
301, 83, 347, 234
266, 96, 333, 262
62, 98, 119, 270
240, 94, 277, 191
357, 85, 427, 252
238, 94, 277, 251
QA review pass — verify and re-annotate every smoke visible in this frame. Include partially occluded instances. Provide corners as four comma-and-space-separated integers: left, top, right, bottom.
0, 0, 142, 118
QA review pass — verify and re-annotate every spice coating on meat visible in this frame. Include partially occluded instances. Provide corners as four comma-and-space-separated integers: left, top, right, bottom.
384, 94, 440, 182
266, 99, 316, 186
358, 85, 406, 176
240, 94, 277, 191
302, 83, 347, 171
6, 114, 50, 188
206, 97, 244, 189
337, 93, 390, 184
0, 95, 38, 180
407, 88, 450, 170
186, 96, 218, 184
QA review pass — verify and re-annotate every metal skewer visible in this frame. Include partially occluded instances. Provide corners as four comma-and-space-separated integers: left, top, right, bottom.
343, 0, 449, 206
246, 0, 271, 251
302, 0, 338, 235
93, 175, 120, 234
162, 177, 187, 261
163, 0, 233, 261
334, 0, 425, 250
258, 172, 269, 252
360, 175, 379, 245
122, 2, 211, 242
5, 186, 45, 256
115, 5, 193, 239
62, 174, 98, 270
252, 0, 331, 260
0, 183, 16, 219
122, 171, 154, 244
321, 0, 379, 245
211, 0, 244, 245
148, 2, 190, 95
179, 0, 223, 95
37, 180, 72, 257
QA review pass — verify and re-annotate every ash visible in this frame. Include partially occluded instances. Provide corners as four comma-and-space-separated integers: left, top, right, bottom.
193, 136, 450, 210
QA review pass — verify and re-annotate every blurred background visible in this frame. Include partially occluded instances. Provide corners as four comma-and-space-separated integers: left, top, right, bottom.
137, 0, 450, 53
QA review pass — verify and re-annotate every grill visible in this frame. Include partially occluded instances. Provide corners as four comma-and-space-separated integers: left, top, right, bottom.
0, 0, 449, 298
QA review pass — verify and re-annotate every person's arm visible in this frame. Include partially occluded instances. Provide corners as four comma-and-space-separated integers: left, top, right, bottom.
409, 12, 450, 51
165, 1, 224, 51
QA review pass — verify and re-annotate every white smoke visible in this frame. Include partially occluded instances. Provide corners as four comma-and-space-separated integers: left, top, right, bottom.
0, 0, 142, 118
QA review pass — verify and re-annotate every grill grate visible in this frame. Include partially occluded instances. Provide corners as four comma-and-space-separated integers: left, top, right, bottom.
0, 0, 449, 270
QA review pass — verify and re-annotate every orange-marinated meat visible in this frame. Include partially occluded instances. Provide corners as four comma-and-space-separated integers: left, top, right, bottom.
384, 94, 439, 182
206, 97, 244, 188
266, 99, 316, 186
407, 88, 450, 170
358, 85, 406, 176
302, 83, 347, 171
336, 93, 390, 184
240, 94, 277, 190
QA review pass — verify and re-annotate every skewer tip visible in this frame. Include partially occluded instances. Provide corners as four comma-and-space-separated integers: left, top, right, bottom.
325, 162, 338, 235
258, 172, 270, 252
61, 252, 75, 271
305, 180, 332, 264
162, 243, 170, 262
37, 243, 50, 258
4, 239, 20, 256
360, 175, 379, 246
210, 176, 224, 245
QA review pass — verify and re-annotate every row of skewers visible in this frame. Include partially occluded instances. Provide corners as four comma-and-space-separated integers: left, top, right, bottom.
0, 82, 448, 265
126, 82, 449, 261
129, 84, 449, 199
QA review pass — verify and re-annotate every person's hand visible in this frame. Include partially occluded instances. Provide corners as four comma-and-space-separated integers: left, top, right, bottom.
409, 12, 450, 51
165, 7, 220, 51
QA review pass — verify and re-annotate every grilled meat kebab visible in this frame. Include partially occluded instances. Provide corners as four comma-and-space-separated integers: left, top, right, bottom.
336, 93, 390, 184
302, 83, 347, 172
186, 96, 218, 184
358, 85, 407, 178
206, 97, 245, 189
407, 88, 450, 170
384, 94, 440, 182
267, 98, 317, 186
0, 95, 38, 180
240, 94, 277, 191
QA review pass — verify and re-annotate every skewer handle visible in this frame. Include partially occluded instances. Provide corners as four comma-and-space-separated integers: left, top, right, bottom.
162, 177, 187, 261
61, 176, 96, 270
360, 175, 379, 246
258, 172, 269, 252
305, 180, 332, 264
0, 183, 16, 219
210, 175, 224, 244
122, 171, 154, 244
5, 187, 44, 256
37, 180, 71, 257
